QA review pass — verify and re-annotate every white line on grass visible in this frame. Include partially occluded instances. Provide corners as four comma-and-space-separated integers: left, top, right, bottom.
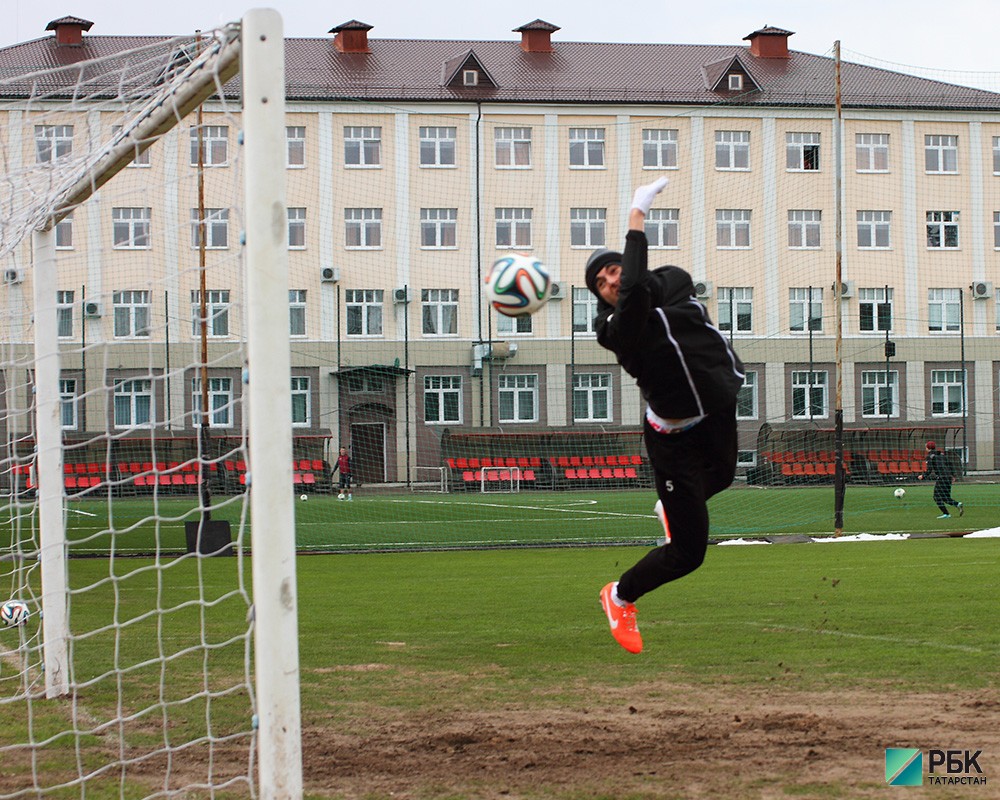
742, 621, 992, 654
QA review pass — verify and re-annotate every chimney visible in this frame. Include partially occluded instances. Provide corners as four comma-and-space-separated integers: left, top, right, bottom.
329, 20, 373, 54
513, 19, 559, 53
45, 16, 94, 46
743, 26, 794, 59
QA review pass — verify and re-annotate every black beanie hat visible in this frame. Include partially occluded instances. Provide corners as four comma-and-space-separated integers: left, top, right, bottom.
584, 248, 622, 299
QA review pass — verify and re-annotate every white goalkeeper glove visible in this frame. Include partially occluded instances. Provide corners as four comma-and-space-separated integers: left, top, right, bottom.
630, 176, 669, 215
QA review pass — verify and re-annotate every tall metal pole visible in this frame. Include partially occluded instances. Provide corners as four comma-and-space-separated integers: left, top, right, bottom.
833, 41, 846, 535
196, 46, 212, 517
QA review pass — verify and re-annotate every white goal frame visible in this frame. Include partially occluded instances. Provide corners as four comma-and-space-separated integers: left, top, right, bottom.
480, 466, 521, 493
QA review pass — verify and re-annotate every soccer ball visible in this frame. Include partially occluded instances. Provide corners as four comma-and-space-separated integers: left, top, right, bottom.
894, 488, 906, 499
1, 599, 29, 627
485, 254, 552, 317
299, 494, 308, 501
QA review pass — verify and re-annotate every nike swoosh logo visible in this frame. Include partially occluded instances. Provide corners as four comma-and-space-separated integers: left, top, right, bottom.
602, 597, 619, 629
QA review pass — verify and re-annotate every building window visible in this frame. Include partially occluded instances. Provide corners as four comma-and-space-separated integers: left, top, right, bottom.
55, 214, 73, 249
57, 290, 74, 338
570, 208, 606, 248
112, 207, 151, 249
928, 288, 962, 333
112, 124, 150, 167
419, 126, 456, 167
569, 127, 605, 168
642, 129, 678, 169
495, 127, 531, 168
345, 289, 384, 336
113, 379, 153, 429
787, 210, 822, 249
420, 208, 458, 249
926, 211, 959, 249
994, 212, 1000, 249
345, 208, 382, 249
727, 74, 743, 91
345, 372, 384, 394
113, 290, 151, 338
994, 137, 1000, 174
59, 379, 78, 430
573, 287, 598, 333
717, 287, 753, 333
789, 287, 823, 332
786, 132, 820, 171
715, 130, 750, 170
35, 125, 73, 163
498, 374, 538, 423
930, 369, 965, 416
289, 290, 306, 337
859, 287, 893, 333
925, 134, 958, 173
857, 210, 891, 249
495, 207, 532, 249
424, 375, 462, 424
862, 371, 898, 418
191, 290, 230, 338
344, 126, 381, 167
497, 311, 532, 335
190, 208, 229, 249
646, 209, 679, 248
736, 371, 757, 420
791, 371, 828, 419
286, 126, 306, 167
192, 377, 233, 428
291, 377, 310, 426
572, 373, 611, 422
189, 125, 228, 166
857, 133, 889, 172
287, 207, 306, 249
716, 209, 751, 249
421, 289, 458, 335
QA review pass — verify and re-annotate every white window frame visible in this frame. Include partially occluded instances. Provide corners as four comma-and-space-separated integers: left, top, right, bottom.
113, 290, 151, 338
35, 124, 73, 163
55, 213, 73, 249
287, 207, 306, 249
286, 125, 306, 168
289, 289, 306, 337
930, 369, 966, 416
498, 374, 539, 423
291, 376, 310, 427
189, 124, 228, 167
645, 209, 679, 248
57, 290, 74, 338
736, 370, 758, 420
791, 370, 829, 420
642, 129, 678, 169
716, 209, 751, 249
112, 207, 151, 250
788, 210, 821, 249
192, 376, 233, 429
925, 134, 958, 174
344, 126, 381, 168
570, 208, 606, 248
993, 137, 1000, 175
727, 74, 743, 91
419, 126, 456, 167
191, 289, 230, 338
421, 288, 459, 336
345, 289, 384, 337
861, 370, 899, 418
424, 375, 462, 424
926, 211, 960, 249
994, 212, 1000, 249
113, 379, 153, 429
59, 378, 78, 430
857, 210, 891, 249
495, 127, 531, 168
786, 132, 821, 171
495, 207, 532, 249
572, 287, 598, 334
345, 208, 382, 249
497, 311, 532, 335
420, 208, 458, 249
717, 287, 753, 334
789, 287, 823, 333
568, 127, 605, 169
572, 372, 612, 423
928, 288, 962, 333
859, 287, 893, 333
856, 133, 889, 173
190, 208, 229, 250
715, 130, 750, 171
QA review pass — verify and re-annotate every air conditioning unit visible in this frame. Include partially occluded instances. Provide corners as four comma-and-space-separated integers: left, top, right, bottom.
84, 301, 102, 318
548, 281, 565, 300
971, 280, 993, 300
693, 280, 713, 299
392, 287, 411, 305
833, 280, 855, 299
320, 266, 340, 283
3, 267, 23, 285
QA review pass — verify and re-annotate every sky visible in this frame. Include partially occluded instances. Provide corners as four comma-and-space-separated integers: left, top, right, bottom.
3, 0, 1000, 90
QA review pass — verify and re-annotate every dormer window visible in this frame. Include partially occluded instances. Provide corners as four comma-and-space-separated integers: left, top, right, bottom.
463, 69, 479, 86
728, 74, 743, 91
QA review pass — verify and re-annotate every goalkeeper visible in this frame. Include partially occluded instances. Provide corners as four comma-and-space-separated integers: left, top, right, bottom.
586, 177, 745, 654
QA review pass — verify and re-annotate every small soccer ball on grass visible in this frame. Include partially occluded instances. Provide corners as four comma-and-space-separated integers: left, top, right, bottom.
485, 253, 552, 317
299, 494, 308, 502
894, 488, 906, 499
1, 599, 29, 627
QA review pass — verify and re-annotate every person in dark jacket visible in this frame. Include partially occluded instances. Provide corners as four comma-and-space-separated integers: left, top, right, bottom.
591, 177, 745, 654
331, 446, 353, 501
918, 440, 962, 519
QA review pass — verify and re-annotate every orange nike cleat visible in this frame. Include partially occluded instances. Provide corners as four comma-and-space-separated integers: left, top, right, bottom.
599, 582, 643, 654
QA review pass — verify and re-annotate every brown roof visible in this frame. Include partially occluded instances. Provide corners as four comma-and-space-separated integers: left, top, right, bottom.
0, 30, 996, 111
